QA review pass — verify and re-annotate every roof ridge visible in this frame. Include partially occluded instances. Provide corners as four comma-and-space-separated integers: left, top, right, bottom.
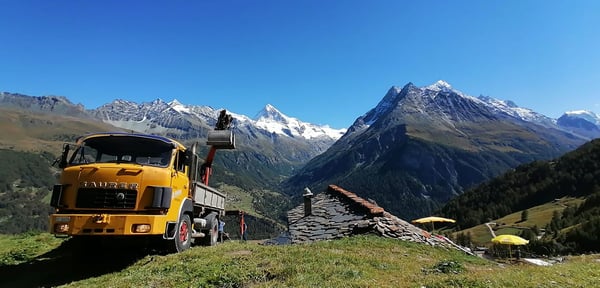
327, 184, 384, 216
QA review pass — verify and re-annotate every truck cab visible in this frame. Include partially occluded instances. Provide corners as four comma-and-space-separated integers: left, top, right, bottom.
50, 121, 234, 253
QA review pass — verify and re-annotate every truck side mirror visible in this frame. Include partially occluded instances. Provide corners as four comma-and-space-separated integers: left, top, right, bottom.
58, 144, 70, 168
184, 150, 194, 166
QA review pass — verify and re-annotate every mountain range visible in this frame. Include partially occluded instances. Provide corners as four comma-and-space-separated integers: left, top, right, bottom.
1, 82, 599, 222
282, 81, 598, 219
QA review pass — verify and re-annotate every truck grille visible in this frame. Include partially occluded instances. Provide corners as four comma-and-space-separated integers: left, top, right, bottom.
76, 188, 137, 209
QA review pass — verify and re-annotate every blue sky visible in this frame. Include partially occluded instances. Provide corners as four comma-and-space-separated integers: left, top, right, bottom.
1, 1, 599, 129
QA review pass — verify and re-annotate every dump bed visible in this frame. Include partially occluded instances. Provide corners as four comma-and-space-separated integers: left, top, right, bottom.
192, 181, 226, 211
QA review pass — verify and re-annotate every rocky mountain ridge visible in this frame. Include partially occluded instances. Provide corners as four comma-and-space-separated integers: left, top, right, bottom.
345, 81, 598, 140
282, 81, 593, 219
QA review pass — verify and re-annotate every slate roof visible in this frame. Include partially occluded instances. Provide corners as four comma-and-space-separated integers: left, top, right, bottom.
285, 184, 470, 254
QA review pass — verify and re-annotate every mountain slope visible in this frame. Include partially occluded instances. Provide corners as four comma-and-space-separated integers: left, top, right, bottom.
282, 81, 587, 220
441, 138, 600, 254
0, 92, 89, 118
439, 138, 600, 229
0, 107, 123, 154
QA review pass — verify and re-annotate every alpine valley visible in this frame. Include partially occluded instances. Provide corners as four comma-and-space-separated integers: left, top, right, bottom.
1, 81, 599, 233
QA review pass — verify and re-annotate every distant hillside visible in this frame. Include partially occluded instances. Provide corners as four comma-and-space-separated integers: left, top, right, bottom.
0, 92, 89, 118
439, 138, 600, 228
440, 139, 600, 254
0, 107, 121, 154
0, 150, 56, 233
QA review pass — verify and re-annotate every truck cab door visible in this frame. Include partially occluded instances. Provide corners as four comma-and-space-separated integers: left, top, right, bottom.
172, 150, 190, 197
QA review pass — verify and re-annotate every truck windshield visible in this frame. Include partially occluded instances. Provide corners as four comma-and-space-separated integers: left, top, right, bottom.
69, 135, 174, 168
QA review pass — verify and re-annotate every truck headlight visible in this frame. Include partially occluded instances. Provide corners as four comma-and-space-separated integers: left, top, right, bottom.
54, 223, 69, 233
132, 224, 151, 233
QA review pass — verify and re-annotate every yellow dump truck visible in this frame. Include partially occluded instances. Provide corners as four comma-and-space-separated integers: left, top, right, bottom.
49, 110, 235, 252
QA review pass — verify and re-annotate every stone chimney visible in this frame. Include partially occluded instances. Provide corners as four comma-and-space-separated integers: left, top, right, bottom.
303, 187, 313, 217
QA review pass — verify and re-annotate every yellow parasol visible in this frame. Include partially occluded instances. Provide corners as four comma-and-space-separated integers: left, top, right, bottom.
411, 216, 456, 231
491, 234, 529, 245
491, 234, 529, 258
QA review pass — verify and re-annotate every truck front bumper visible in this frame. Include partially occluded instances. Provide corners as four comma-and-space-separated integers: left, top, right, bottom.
49, 213, 169, 236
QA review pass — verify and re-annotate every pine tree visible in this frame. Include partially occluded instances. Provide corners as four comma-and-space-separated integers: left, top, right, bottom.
521, 209, 529, 222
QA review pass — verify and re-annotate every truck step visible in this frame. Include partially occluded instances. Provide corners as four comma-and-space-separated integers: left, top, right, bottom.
192, 232, 206, 238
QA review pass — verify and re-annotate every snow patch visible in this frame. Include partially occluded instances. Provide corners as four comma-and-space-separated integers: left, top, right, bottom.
565, 110, 600, 124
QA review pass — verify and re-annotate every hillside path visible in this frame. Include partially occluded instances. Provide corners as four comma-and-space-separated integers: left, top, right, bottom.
485, 223, 496, 238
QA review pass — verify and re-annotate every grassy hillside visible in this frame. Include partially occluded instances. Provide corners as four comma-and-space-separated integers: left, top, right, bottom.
1, 233, 599, 288
454, 197, 584, 244
440, 139, 600, 254
0, 107, 121, 154
439, 138, 600, 228
0, 150, 58, 233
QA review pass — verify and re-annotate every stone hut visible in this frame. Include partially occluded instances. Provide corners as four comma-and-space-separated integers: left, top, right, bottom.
286, 184, 468, 252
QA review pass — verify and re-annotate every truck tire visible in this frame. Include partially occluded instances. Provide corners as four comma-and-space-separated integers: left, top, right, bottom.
201, 213, 219, 246
170, 214, 192, 252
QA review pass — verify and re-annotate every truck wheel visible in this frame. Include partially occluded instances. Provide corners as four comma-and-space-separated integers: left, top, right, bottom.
201, 213, 219, 246
171, 214, 192, 252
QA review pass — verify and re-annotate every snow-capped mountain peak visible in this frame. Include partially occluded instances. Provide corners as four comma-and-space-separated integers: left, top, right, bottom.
565, 110, 600, 125
167, 99, 190, 113
425, 80, 453, 92
254, 104, 346, 140
255, 104, 288, 123
169, 99, 182, 106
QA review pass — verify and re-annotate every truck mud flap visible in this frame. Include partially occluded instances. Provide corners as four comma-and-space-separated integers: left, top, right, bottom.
164, 221, 177, 239
164, 198, 193, 240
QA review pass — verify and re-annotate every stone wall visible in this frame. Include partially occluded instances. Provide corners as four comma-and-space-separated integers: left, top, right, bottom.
287, 185, 468, 252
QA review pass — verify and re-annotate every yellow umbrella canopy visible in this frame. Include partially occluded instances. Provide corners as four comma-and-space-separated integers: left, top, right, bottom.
412, 216, 456, 224
491, 234, 529, 259
411, 216, 456, 231
491, 234, 529, 245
